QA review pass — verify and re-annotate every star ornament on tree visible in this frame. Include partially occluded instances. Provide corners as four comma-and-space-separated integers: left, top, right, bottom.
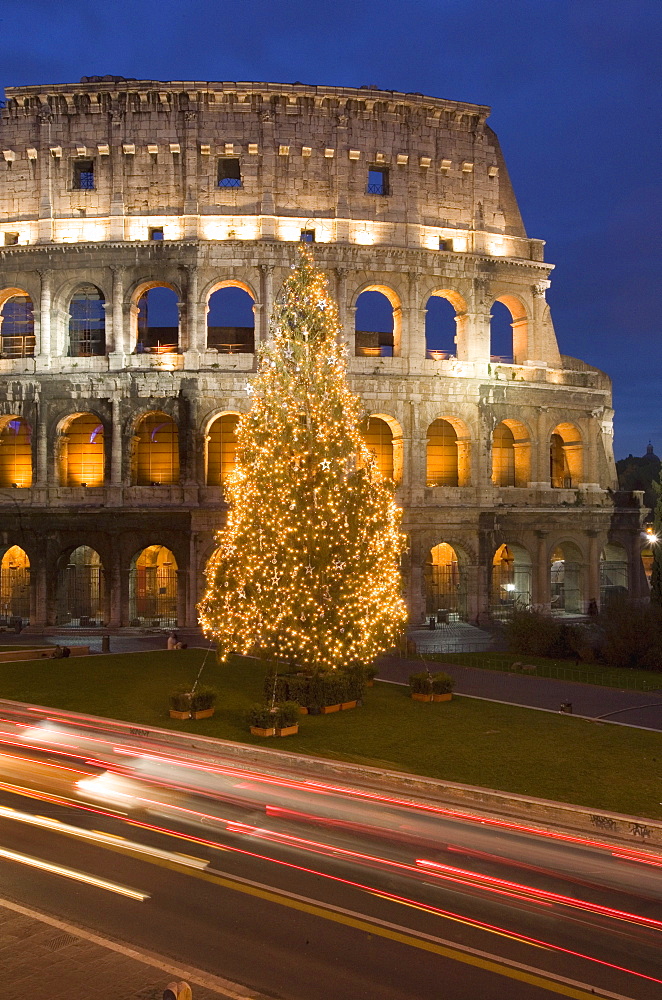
320, 459, 331, 471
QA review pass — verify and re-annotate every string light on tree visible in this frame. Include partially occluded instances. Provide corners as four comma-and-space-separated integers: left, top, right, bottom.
198, 244, 408, 671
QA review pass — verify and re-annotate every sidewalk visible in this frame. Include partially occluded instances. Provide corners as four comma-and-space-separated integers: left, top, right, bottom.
0, 897, 259, 1000
0, 632, 204, 655
377, 654, 662, 730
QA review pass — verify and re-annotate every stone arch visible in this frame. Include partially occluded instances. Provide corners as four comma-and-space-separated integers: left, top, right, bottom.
0, 415, 32, 487
131, 411, 180, 485
67, 283, 106, 357
55, 544, 105, 626
57, 412, 106, 487
0, 287, 35, 359
550, 422, 583, 487
425, 541, 468, 620
490, 294, 529, 364
491, 542, 532, 617
0, 545, 30, 624
600, 542, 629, 606
129, 281, 181, 354
424, 289, 467, 359
129, 544, 178, 627
550, 539, 585, 614
353, 284, 402, 358
492, 418, 531, 487
205, 280, 256, 354
426, 416, 471, 487
206, 411, 240, 486
363, 413, 403, 485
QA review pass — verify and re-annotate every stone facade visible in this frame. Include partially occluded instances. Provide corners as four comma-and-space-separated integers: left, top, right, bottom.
0, 78, 646, 631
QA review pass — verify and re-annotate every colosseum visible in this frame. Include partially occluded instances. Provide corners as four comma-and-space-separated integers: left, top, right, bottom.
0, 77, 646, 633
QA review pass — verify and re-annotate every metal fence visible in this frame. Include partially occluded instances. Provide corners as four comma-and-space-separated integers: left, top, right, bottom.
422, 650, 662, 693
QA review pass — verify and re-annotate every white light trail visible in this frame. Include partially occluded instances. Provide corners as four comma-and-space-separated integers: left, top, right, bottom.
0, 847, 149, 900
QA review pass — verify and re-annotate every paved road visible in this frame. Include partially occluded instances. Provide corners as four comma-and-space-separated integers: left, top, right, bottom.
0, 714, 659, 999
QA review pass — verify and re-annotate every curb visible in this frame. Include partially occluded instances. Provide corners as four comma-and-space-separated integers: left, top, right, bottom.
2, 696, 662, 853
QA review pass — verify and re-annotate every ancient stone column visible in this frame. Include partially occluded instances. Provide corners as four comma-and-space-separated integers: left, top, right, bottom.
258, 265, 274, 343
37, 270, 51, 362
405, 272, 424, 361
36, 399, 48, 485
37, 108, 54, 244
110, 266, 125, 356
183, 110, 199, 239
110, 398, 122, 484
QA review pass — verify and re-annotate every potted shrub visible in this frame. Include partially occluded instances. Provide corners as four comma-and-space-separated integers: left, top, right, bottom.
409, 671, 433, 702
247, 704, 276, 737
431, 672, 455, 702
363, 664, 378, 687
320, 672, 344, 713
190, 685, 218, 719
275, 701, 300, 736
169, 687, 192, 720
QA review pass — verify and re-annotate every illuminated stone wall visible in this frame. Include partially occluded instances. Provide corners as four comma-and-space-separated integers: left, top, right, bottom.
0, 79, 645, 629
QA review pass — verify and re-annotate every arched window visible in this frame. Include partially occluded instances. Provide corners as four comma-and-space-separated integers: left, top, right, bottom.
427, 419, 460, 487
425, 295, 456, 359
355, 289, 398, 357
364, 417, 394, 481
0, 545, 30, 624
207, 285, 255, 353
0, 416, 32, 487
491, 543, 532, 617
0, 293, 35, 358
69, 285, 105, 357
56, 546, 104, 626
207, 414, 239, 485
136, 287, 179, 353
600, 544, 629, 607
492, 424, 515, 486
550, 543, 583, 614
490, 301, 514, 362
550, 423, 583, 488
490, 295, 528, 364
130, 545, 178, 626
492, 420, 530, 487
134, 412, 179, 485
427, 543, 467, 619
60, 414, 105, 487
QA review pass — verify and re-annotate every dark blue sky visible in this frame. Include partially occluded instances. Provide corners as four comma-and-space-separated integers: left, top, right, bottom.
2, 0, 660, 459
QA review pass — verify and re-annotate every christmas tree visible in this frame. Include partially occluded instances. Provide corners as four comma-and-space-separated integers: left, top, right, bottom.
198, 245, 408, 670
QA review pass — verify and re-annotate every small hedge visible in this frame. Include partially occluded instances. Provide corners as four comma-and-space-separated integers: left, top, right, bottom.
409, 671, 455, 695
247, 704, 276, 729
275, 701, 300, 728
247, 700, 300, 729
191, 685, 217, 711
431, 671, 454, 695
170, 687, 192, 711
264, 664, 366, 710
409, 671, 432, 695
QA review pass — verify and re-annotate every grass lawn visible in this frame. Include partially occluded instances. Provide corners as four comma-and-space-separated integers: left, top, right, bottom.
0, 648, 660, 820
428, 651, 662, 693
